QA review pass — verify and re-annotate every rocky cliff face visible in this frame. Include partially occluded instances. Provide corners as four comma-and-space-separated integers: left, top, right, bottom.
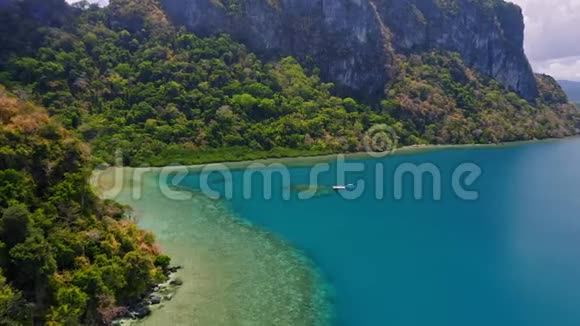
161, 0, 538, 101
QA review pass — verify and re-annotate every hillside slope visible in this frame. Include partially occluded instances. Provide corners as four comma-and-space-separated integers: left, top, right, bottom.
0, 87, 169, 324
0, 0, 578, 167
162, 0, 538, 101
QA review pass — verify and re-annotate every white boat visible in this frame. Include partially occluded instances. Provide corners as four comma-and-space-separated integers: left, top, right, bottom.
333, 184, 356, 191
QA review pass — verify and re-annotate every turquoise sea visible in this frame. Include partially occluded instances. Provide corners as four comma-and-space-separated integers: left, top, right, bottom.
108, 138, 580, 326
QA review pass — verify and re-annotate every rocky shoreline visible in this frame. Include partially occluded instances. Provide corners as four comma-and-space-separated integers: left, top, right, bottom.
112, 266, 183, 325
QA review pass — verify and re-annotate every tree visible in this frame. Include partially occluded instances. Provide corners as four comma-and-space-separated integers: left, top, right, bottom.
46, 286, 89, 325
154, 255, 171, 270
121, 251, 154, 300
232, 93, 258, 112
0, 271, 31, 326
0, 205, 30, 248
0, 170, 35, 209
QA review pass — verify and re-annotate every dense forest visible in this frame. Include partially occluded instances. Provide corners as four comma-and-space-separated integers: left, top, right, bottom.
0, 87, 169, 324
1, 0, 578, 166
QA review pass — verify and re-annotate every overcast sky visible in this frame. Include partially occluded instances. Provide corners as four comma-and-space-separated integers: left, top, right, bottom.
511, 0, 580, 81
69, 0, 580, 81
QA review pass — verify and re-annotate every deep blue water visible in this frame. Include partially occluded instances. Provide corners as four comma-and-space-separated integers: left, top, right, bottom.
181, 139, 580, 326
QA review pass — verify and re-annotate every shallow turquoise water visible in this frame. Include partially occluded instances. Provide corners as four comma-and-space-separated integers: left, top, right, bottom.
181, 138, 580, 326
102, 168, 332, 326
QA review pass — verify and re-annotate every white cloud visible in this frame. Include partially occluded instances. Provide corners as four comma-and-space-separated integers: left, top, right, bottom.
510, 0, 580, 80
533, 56, 580, 80
66, 0, 108, 6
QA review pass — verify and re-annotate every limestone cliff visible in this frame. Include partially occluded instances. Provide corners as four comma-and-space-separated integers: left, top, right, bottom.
161, 0, 538, 101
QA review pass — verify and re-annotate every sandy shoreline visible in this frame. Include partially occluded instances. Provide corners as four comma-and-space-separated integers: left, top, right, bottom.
94, 136, 579, 176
